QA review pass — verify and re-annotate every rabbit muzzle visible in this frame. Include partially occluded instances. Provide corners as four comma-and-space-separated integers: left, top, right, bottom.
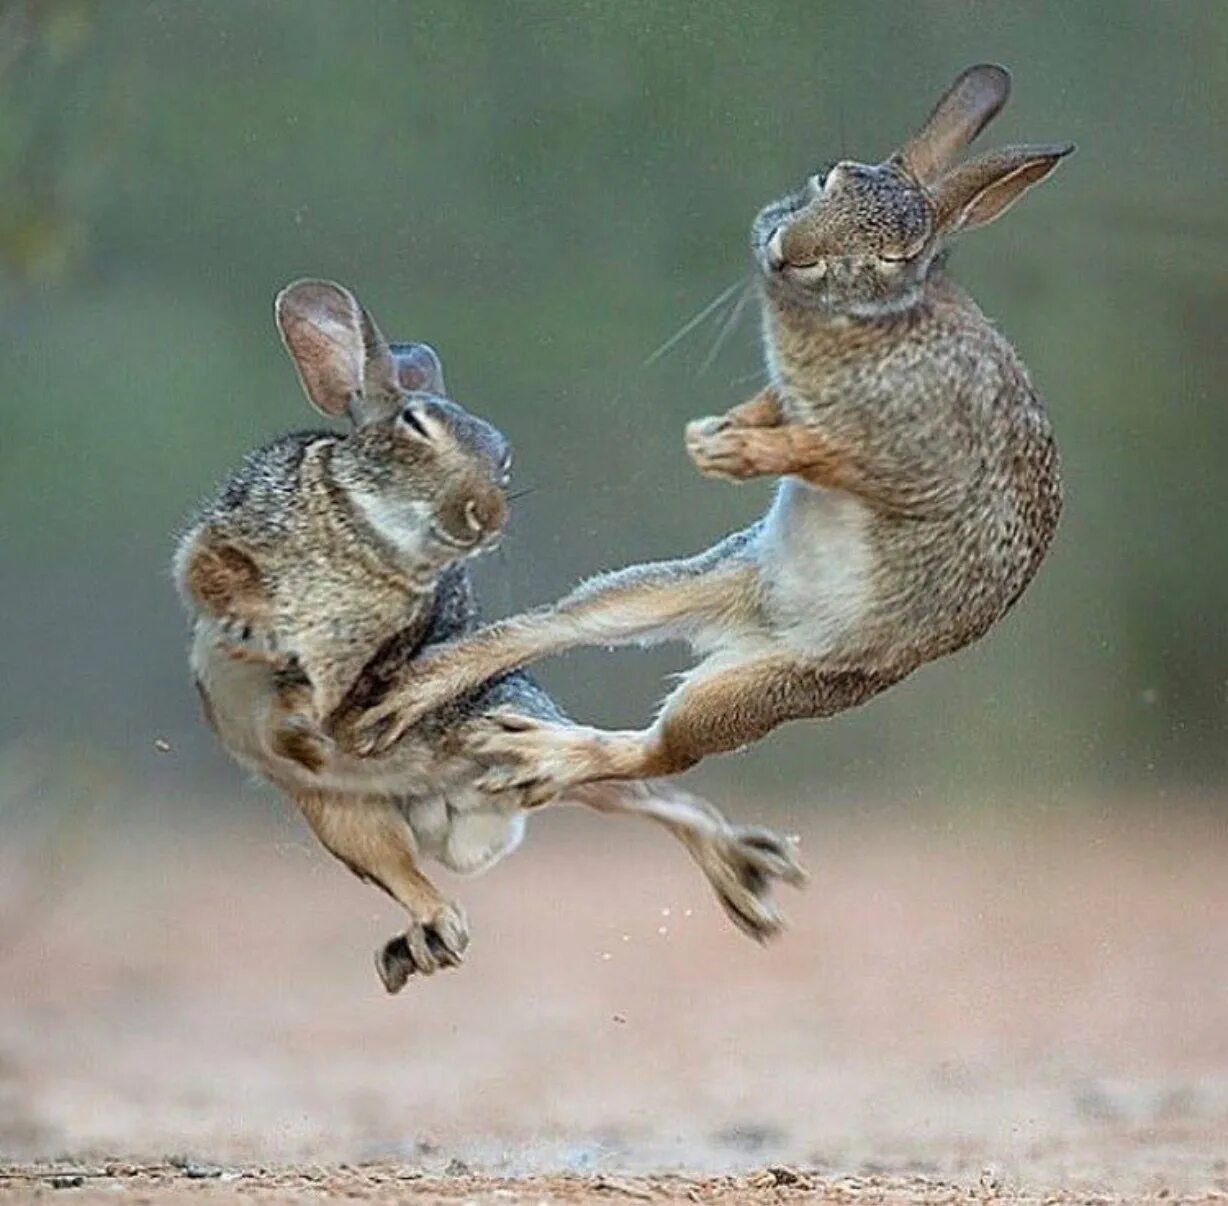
769, 226, 828, 279
430, 477, 507, 554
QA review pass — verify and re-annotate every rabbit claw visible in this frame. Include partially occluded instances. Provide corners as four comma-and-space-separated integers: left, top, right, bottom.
469, 710, 577, 804
476, 765, 557, 808
701, 825, 808, 942
730, 824, 809, 888
334, 667, 455, 756
358, 713, 401, 757
376, 901, 470, 993
686, 420, 763, 481
685, 412, 730, 449
333, 701, 406, 757
484, 709, 538, 733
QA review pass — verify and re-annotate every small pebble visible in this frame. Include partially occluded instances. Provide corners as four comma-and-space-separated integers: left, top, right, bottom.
153, 738, 171, 753
182, 1163, 223, 1180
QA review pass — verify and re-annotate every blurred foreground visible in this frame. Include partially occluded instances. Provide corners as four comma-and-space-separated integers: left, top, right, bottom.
1, 799, 1226, 1202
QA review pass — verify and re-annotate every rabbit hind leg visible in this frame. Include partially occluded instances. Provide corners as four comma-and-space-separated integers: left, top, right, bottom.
474, 654, 892, 791
568, 779, 807, 942
292, 790, 469, 994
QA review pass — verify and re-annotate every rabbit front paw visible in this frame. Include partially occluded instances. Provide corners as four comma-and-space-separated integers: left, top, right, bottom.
331, 692, 417, 757
332, 665, 454, 756
376, 900, 470, 993
686, 420, 770, 481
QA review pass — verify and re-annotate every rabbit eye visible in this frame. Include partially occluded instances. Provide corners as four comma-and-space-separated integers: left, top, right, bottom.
399, 404, 430, 439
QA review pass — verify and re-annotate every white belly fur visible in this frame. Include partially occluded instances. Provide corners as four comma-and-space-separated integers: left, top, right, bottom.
755, 478, 876, 658
190, 627, 527, 876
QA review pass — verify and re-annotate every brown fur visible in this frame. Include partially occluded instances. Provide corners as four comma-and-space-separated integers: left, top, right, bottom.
177, 280, 807, 992
181, 542, 276, 652
291, 789, 466, 992
334, 67, 1071, 806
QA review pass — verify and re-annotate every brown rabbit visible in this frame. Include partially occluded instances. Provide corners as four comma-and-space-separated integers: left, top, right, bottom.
175, 280, 806, 992
333, 65, 1070, 802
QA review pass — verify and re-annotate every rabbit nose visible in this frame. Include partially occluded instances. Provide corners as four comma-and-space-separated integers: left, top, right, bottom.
463, 488, 506, 541
772, 222, 825, 274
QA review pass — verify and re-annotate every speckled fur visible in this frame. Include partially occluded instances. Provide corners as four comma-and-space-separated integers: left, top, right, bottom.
333, 67, 1070, 800
759, 272, 1063, 668
177, 280, 807, 992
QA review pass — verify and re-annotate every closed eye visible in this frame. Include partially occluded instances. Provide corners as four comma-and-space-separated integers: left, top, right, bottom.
807, 160, 837, 195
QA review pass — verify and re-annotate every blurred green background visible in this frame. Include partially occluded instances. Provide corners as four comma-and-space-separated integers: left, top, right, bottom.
2, 0, 1225, 813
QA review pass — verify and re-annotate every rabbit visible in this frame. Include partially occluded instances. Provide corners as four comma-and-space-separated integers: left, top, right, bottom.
175, 279, 806, 993
330, 65, 1071, 804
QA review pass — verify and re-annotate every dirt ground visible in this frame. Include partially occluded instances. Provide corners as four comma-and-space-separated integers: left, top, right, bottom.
1, 795, 1227, 1203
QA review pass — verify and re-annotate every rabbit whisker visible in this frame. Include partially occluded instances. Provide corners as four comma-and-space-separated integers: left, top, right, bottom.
699, 279, 753, 374
728, 365, 770, 388
642, 275, 750, 367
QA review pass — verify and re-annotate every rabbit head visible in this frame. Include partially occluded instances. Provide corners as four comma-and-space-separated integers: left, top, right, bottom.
752, 65, 1074, 317
276, 279, 512, 562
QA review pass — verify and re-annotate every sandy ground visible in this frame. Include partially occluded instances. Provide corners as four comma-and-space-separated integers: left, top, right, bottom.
1, 793, 1227, 1202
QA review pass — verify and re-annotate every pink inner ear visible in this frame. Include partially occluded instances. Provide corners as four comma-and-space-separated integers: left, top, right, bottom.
933, 143, 1072, 235
279, 314, 365, 418
276, 280, 369, 417
958, 156, 1066, 231
392, 343, 445, 395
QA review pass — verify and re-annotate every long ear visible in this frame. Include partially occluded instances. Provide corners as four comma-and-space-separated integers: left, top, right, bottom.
275, 279, 401, 424
388, 341, 445, 395
894, 64, 1012, 185
934, 143, 1074, 234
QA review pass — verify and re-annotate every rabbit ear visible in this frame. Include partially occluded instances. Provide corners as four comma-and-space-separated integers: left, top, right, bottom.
894, 64, 1011, 185
934, 143, 1074, 234
389, 341, 445, 395
275, 279, 401, 424
276, 280, 366, 418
